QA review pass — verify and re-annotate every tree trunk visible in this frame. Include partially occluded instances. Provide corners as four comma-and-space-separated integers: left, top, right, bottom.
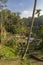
23, 0, 37, 59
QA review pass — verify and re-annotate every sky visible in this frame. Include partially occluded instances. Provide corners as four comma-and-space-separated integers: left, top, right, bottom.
6, 0, 43, 18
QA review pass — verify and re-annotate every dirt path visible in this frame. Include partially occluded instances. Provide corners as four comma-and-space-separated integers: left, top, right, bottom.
0, 60, 21, 65
0, 59, 43, 65
28, 59, 43, 65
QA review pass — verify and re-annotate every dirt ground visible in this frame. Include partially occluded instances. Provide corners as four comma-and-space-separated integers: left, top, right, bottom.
29, 59, 43, 65
0, 60, 21, 65
0, 60, 43, 65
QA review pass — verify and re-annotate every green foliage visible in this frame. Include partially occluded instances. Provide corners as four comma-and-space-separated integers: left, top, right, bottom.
5, 23, 17, 34
0, 8, 43, 61
0, 44, 18, 60
39, 25, 43, 38
35, 25, 43, 51
0, 10, 21, 34
0, 33, 1, 43
38, 41, 43, 51
17, 42, 27, 58
0, 9, 43, 35
21, 59, 34, 65
5, 38, 17, 48
35, 9, 41, 17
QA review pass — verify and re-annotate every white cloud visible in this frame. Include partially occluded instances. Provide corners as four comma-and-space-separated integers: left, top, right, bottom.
20, 10, 32, 18
40, 11, 43, 16
20, 10, 43, 18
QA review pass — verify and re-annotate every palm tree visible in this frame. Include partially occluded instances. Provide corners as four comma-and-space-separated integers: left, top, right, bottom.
23, 0, 37, 59
35, 9, 41, 34
35, 9, 41, 17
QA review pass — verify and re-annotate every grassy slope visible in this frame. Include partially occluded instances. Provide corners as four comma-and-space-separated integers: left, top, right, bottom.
0, 44, 18, 60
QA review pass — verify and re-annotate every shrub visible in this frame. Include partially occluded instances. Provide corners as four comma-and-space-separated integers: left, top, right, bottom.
5, 38, 17, 48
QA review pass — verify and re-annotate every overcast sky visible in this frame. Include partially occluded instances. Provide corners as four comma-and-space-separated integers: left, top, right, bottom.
6, 0, 43, 18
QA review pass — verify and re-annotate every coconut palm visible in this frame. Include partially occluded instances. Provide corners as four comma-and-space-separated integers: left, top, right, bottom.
23, 0, 37, 59
35, 9, 41, 17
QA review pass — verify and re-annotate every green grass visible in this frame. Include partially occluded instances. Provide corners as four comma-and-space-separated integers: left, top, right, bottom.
21, 59, 36, 65
0, 44, 19, 60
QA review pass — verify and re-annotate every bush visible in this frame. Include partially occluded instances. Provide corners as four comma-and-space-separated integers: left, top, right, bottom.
5, 23, 17, 34
5, 38, 17, 48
